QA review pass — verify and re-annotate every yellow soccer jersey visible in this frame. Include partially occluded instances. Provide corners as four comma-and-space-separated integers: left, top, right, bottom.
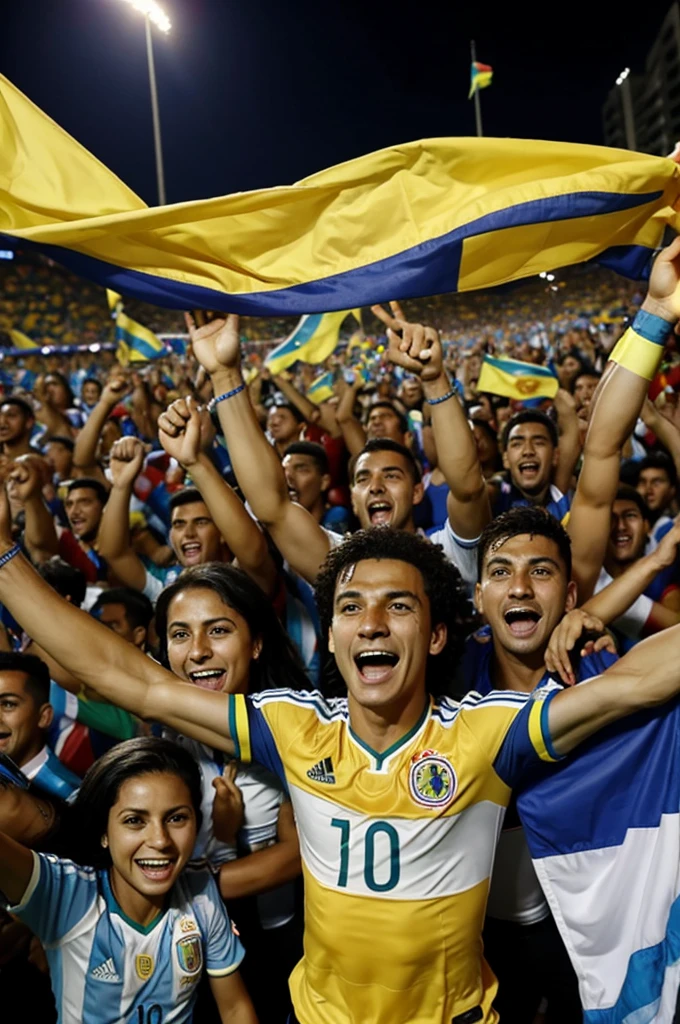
227, 685, 562, 1024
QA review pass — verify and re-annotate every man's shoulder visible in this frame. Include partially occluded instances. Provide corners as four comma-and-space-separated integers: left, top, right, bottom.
249, 688, 349, 722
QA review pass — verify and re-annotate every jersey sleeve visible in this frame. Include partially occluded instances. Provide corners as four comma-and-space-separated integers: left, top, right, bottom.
228, 694, 285, 783
10, 853, 98, 944
200, 872, 245, 976
493, 686, 565, 788
428, 519, 479, 590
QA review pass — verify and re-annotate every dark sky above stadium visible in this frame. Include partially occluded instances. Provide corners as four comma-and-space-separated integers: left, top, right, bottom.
1, 0, 675, 206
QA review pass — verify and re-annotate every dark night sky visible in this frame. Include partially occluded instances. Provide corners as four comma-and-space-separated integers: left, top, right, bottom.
1, 0, 676, 206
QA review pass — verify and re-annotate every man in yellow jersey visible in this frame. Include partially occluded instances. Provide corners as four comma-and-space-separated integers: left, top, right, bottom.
2, 244, 680, 1022
6, 520, 680, 1023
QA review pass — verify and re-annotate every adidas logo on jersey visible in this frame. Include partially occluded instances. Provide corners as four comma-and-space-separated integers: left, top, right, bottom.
307, 756, 335, 784
91, 957, 121, 983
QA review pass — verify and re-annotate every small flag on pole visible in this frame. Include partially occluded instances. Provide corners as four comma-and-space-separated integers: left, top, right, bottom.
469, 61, 493, 98
265, 309, 362, 376
7, 328, 39, 351
477, 354, 558, 401
306, 371, 335, 405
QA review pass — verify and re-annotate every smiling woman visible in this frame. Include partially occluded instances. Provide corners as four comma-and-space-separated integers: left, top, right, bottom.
0, 737, 257, 1024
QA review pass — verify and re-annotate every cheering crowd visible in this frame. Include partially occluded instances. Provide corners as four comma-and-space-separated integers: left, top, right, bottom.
1, 240, 680, 1024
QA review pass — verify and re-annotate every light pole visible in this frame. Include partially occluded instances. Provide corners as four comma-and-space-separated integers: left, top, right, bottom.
118, 0, 171, 205
616, 67, 637, 151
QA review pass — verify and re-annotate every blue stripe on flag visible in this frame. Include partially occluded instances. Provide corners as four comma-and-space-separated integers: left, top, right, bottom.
583, 888, 680, 1024
518, 698, 680, 859
483, 355, 557, 378
0, 189, 661, 315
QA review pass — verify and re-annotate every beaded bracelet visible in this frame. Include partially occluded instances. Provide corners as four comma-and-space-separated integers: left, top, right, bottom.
0, 544, 21, 570
426, 387, 457, 406
212, 382, 246, 407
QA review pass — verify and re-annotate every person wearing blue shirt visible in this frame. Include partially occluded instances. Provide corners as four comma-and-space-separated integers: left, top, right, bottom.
462, 506, 617, 1024
491, 409, 574, 524
0, 651, 79, 800
0, 737, 256, 1024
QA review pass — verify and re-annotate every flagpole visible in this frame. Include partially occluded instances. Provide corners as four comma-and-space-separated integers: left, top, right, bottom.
471, 39, 483, 138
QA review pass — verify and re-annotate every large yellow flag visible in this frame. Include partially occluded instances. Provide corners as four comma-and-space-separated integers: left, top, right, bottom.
1, 74, 680, 317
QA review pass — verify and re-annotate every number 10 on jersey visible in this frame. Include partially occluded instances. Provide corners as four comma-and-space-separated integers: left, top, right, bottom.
331, 818, 400, 892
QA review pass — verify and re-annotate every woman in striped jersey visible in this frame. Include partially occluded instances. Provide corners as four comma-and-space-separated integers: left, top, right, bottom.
0, 736, 256, 1023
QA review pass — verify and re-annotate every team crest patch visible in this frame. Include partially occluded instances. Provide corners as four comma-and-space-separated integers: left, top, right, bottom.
135, 954, 154, 980
176, 935, 203, 975
409, 749, 456, 808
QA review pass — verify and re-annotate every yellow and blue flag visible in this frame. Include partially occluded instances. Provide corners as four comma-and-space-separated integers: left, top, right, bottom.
469, 61, 493, 98
265, 310, 361, 375
6, 328, 39, 351
477, 354, 559, 400
115, 309, 164, 365
306, 371, 335, 405
1, 74, 680, 316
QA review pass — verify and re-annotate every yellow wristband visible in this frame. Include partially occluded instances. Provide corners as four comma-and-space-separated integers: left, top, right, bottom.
610, 327, 665, 381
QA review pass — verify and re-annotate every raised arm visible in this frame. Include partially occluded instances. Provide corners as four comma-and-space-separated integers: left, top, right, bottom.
187, 314, 331, 584
549, 619, 680, 755
552, 389, 581, 496
32, 377, 74, 439
0, 831, 34, 907
7, 457, 59, 564
569, 237, 680, 600
335, 375, 368, 456
372, 302, 490, 539
582, 517, 680, 631
96, 437, 148, 592
157, 397, 277, 596
641, 398, 680, 481
72, 375, 130, 481
0, 527, 236, 753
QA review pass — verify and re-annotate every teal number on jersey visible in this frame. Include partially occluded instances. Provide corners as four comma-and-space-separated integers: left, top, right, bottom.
137, 1004, 163, 1024
331, 818, 400, 892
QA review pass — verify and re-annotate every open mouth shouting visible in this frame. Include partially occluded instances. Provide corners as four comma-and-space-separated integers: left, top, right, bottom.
503, 606, 542, 639
367, 501, 393, 526
354, 649, 400, 684
181, 541, 203, 565
188, 668, 226, 691
518, 460, 541, 478
135, 857, 177, 883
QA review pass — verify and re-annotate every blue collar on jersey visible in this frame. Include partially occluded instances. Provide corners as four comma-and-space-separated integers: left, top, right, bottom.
463, 624, 618, 697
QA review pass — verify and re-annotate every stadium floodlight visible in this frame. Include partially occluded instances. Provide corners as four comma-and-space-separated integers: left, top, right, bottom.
616, 67, 630, 87
115, 0, 170, 204
119, 0, 171, 33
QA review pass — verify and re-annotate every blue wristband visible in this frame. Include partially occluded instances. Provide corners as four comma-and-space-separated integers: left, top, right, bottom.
211, 382, 246, 407
0, 544, 21, 570
426, 387, 457, 406
631, 309, 675, 346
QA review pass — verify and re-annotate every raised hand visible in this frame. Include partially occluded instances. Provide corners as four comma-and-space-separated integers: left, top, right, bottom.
157, 397, 202, 467
184, 312, 241, 376
643, 235, 680, 324
653, 515, 680, 569
211, 761, 245, 845
371, 301, 443, 382
6, 456, 45, 504
108, 437, 147, 491
100, 374, 131, 408
544, 608, 613, 686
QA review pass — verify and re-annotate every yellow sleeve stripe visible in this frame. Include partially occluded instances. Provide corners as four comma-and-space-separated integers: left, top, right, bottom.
228, 694, 251, 763
610, 327, 665, 381
528, 696, 562, 763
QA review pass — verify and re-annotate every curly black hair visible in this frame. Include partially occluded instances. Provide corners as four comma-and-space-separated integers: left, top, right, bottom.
314, 528, 471, 698
477, 506, 572, 581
